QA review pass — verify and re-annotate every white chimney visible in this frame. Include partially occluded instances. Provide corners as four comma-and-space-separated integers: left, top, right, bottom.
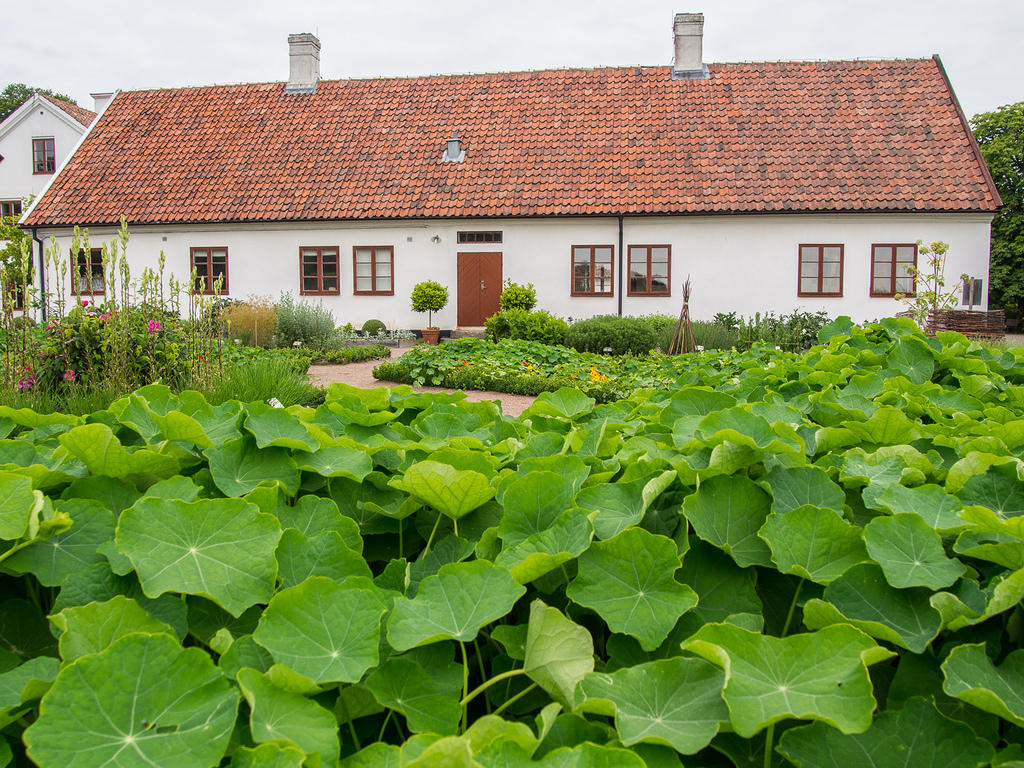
673, 13, 709, 80
91, 92, 114, 113
286, 33, 321, 93
442, 131, 465, 163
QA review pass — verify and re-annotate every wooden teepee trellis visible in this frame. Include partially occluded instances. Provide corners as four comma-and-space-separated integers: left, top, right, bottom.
668, 277, 697, 355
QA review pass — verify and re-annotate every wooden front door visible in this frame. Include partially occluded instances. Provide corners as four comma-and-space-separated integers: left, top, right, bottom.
457, 252, 502, 326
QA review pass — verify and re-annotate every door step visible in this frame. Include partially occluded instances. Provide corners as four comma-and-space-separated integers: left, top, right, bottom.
451, 327, 487, 339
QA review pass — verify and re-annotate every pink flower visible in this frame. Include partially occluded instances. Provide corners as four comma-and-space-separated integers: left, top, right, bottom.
63, 369, 76, 382
147, 320, 161, 333
99, 313, 110, 321
16, 375, 36, 390
81, 300, 89, 306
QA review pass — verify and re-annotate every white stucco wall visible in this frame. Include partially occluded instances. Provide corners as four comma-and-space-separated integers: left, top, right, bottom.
0, 102, 87, 205
29, 212, 992, 328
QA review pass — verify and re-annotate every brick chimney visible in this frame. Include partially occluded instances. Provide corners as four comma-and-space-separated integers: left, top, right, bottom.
673, 13, 709, 80
286, 33, 321, 93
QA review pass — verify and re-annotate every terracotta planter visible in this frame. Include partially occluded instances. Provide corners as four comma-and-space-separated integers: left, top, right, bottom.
421, 328, 441, 345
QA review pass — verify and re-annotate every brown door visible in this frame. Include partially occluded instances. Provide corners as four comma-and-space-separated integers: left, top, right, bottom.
457, 252, 502, 326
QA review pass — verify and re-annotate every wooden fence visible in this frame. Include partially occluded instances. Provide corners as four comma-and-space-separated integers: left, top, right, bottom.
897, 309, 1005, 339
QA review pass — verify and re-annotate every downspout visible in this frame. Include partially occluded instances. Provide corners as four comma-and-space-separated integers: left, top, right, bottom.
617, 215, 624, 317
32, 228, 46, 323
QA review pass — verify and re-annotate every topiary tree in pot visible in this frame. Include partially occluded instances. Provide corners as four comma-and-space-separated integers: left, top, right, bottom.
410, 280, 448, 344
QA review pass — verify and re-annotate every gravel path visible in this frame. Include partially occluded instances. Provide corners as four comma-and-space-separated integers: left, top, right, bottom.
307, 348, 537, 418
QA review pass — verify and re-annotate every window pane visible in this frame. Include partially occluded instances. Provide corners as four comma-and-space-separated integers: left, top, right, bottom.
630, 276, 647, 293
574, 277, 590, 293
801, 278, 819, 293
355, 248, 372, 263
801, 263, 819, 278
303, 277, 319, 291
356, 276, 372, 291
873, 277, 891, 293
595, 247, 612, 263
301, 249, 318, 261
374, 249, 391, 264
322, 262, 337, 277
91, 277, 104, 292
375, 276, 392, 292
651, 261, 668, 278
874, 262, 892, 278
823, 246, 842, 261
355, 263, 372, 277
323, 277, 339, 291
302, 263, 318, 278
321, 248, 338, 261
822, 261, 840, 278
874, 246, 891, 261
573, 247, 590, 263
822, 277, 841, 293
896, 247, 915, 262
376, 262, 392, 277
651, 247, 669, 262
595, 269, 611, 292
651, 278, 668, 293
894, 277, 914, 293
573, 264, 592, 280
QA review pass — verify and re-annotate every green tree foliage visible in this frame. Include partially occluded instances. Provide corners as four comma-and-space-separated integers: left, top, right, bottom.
0, 84, 77, 122
972, 103, 1024, 315
410, 280, 449, 327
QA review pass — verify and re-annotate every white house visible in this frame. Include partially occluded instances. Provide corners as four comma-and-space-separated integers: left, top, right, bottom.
20, 16, 1000, 328
0, 92, 96, 221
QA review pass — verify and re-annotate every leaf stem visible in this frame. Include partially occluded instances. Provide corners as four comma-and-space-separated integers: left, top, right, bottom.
421, 512, 443, 558
781, 579, 804, 637
472, 639, 492, 714
492, 682, 537, 717
763, 723, 775, 768
460, 641, 470, 733
0, 539, 38, 567
377, 710, 392, 743
459, 668, 527, 707
337, 695, 361, 752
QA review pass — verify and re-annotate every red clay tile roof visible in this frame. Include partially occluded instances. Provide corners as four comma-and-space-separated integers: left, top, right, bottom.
24, 57, 999, 227
38, 93, 96, 128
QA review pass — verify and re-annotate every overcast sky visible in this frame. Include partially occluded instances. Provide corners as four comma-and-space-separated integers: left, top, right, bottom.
3, 0, 1021, 119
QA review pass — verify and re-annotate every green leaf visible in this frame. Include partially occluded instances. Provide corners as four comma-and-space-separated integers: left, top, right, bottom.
116, 497, 282, 616
24, 633, 238, 768
365, 655, 462, 735
566, 527, 697, 650
864, 514, 966, 589
219, 635, 273, 680
387, 560, 525, 650
58, 423, 180, 483
523, 600, 594, 708
888, 336, 935, 385
865, 483, 967, 532
681, 622, 893, 737
495, 509, 594, 584
758, 466, 845, 514
229, 742, 305, 768
50, 596, 176, 661
957, 464, 1024, 516
777, 696, 994, 767
275, 529, 371, 588
942, 643, 1024, 727
244, 405, 320, 451
0, 599, 57, 661
576, 470, 676, 540
497, 471, 578, 547
678, 540, 763, 623
390, 460, 496, 520
758, 505, 869, 584
295, 445, 373, 481
5, 498, 115, 586
277, 495, 363, 552
845, 407, 922, 445
206, 437, 300, 498
524, 388, 595, 420
254, 576, 387, 683
0, 472, 39, 540
538, 742, 647, 767
576, 658, 726, 754
681, 475, 773, 567
0, 656, 60, 710
237, 668, 339, 766
802, 564, 943, 653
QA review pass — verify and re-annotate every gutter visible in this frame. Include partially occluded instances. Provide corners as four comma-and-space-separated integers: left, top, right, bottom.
617, 215, 624, 317
31, 228, 46, 323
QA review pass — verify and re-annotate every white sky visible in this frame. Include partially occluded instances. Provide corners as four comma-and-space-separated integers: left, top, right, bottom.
2, 0, 1021, 119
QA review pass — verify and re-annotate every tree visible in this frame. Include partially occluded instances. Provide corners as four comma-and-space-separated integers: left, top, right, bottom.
0, 83, 77, 123
972, 103, 1024, 316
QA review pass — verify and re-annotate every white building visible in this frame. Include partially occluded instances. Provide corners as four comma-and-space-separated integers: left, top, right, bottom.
21, 17, 1000, 328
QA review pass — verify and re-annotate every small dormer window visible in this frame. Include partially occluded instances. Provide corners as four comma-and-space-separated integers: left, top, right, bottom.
32, 138, 55, 174
442, 131, 465, 163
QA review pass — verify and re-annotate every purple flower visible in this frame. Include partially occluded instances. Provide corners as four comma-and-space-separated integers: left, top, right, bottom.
147, 320, 161, 333
16, 375, 36, 390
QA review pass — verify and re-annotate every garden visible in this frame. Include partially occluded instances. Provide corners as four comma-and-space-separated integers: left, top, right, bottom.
1, 226, 1024, 766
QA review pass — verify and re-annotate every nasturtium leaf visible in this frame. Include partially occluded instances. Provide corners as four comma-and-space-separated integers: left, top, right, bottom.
463, 714, 538, 755
0, 656, 59, 711
57, 423, 180, 482
865, 483, 967, 532
390, 460, 495, 520
845, 406, 922, 445
803, 564, 943, 653
758, 465, 845, 514
497, 471, 578, 547
401, 737, 477, 768
864, 514, 965, 589
839, 452, 904, 488
496, 509, 593, 584
524, 388, 595, 420
888, 336, 935, 384
340, 743, 401, 768
681, 475, 773, 567
229, 742, 305, 768
662, 387, 738, 421
576, 658, 726, 753
237, 668, 340, 766
117, 497, 282, 616
4, 498, 114, 586
681, 622, 893, 737
778, 696, 994, 768
275, 529, 371, 588
678, 539, 763, 622
143, 475, 203, 502
523, 600, 594, 708
206, 437, 301, 497
244, 405, 320, 451
254, 576, 386, 683
219, 635, 273, 680
24, 633, 238, 768
567, 527, 697, 650
957, 464, 1024, 517
295, 444, 373, 481
537, 742, 647, 767
942, 643, 1024, 727
576, 470, 676, 540
534, 713, 614, 758
387, 560, 525, 650
0, 599, 57, 660
61, 475, 141, 514
758, 505, 869, 584
277, 494, 362, 552
408, 535, 476, 594
0, 472, 39, 540
365, 656, 462, 735
945, 452, 1022, 495
50, 596, 175, 662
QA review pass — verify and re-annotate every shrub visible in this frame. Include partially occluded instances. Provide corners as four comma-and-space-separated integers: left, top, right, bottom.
275, 292, 335, 348
498, 279, 537, 312
691, 320, 742, 350
636, 313, 679, 352
206, 357, 324, 407
410, 281, 448, 328
484, 309, 568, 345
362, 318, 387, 336
565, 315, 655, 356
222, 296, 276, 347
